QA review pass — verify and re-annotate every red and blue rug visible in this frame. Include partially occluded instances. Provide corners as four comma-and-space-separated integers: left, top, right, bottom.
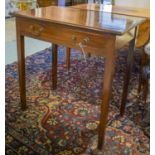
5, 47, 150, 155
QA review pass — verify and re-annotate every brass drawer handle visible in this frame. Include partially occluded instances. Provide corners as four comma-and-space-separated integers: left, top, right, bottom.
29, 25, 44, 36
71, 35, 90, 47
82, 37, 90, 46
71, 35, 77, 43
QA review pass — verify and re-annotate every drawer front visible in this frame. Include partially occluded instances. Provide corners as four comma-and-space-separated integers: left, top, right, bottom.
17, 18, 115, 56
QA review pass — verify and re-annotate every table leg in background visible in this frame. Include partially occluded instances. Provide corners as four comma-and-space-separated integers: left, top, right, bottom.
120, 39, 135, 116
17, 32, 27, 110
52, 44, 58, 90
66, 47, 71, 71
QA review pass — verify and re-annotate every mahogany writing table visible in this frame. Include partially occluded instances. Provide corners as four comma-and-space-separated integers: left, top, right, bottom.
13, 6, 145, 150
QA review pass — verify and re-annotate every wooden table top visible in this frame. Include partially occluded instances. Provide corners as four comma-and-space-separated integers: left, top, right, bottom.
71, 4, 150, 19
13, 6, 145, 35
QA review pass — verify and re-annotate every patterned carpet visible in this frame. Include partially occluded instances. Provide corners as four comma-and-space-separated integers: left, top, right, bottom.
5, 47, 150, 155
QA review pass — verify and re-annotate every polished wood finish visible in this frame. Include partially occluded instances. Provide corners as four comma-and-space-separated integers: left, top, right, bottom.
16, 18, 118, 56
72, 3, 150, 47
71, 3, 150, 18
13, 6, 144, 35
14, 6, 144, 150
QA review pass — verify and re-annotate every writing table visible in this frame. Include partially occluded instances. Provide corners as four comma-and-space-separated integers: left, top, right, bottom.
13, 6, 145, 149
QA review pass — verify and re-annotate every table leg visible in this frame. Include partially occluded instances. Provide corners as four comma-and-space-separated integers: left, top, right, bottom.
52, 44, 58, 90
120, 39, 135, 116
17, 33, 27, 110
98, 51, 116, 150
66, 47, 71, 71
138, 47, 146, 93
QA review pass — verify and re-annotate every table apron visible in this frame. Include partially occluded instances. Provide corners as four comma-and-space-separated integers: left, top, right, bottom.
16, 17, 116, 57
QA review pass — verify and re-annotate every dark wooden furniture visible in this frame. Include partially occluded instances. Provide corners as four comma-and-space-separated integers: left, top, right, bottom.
13, 6, 144, 150
71, 3, 150, 116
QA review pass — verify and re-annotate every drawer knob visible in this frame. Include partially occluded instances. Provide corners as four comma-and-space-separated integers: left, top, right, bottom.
29, 25, 44, 36
71, 35, 77, 43
83, 37, 90, 45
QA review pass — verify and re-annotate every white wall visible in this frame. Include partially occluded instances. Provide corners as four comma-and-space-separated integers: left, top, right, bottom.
115, 0, 150, 9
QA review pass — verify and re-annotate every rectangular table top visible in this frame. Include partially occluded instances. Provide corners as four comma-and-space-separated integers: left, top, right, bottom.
13, 6, 145, 35
71, 3, 150, 19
